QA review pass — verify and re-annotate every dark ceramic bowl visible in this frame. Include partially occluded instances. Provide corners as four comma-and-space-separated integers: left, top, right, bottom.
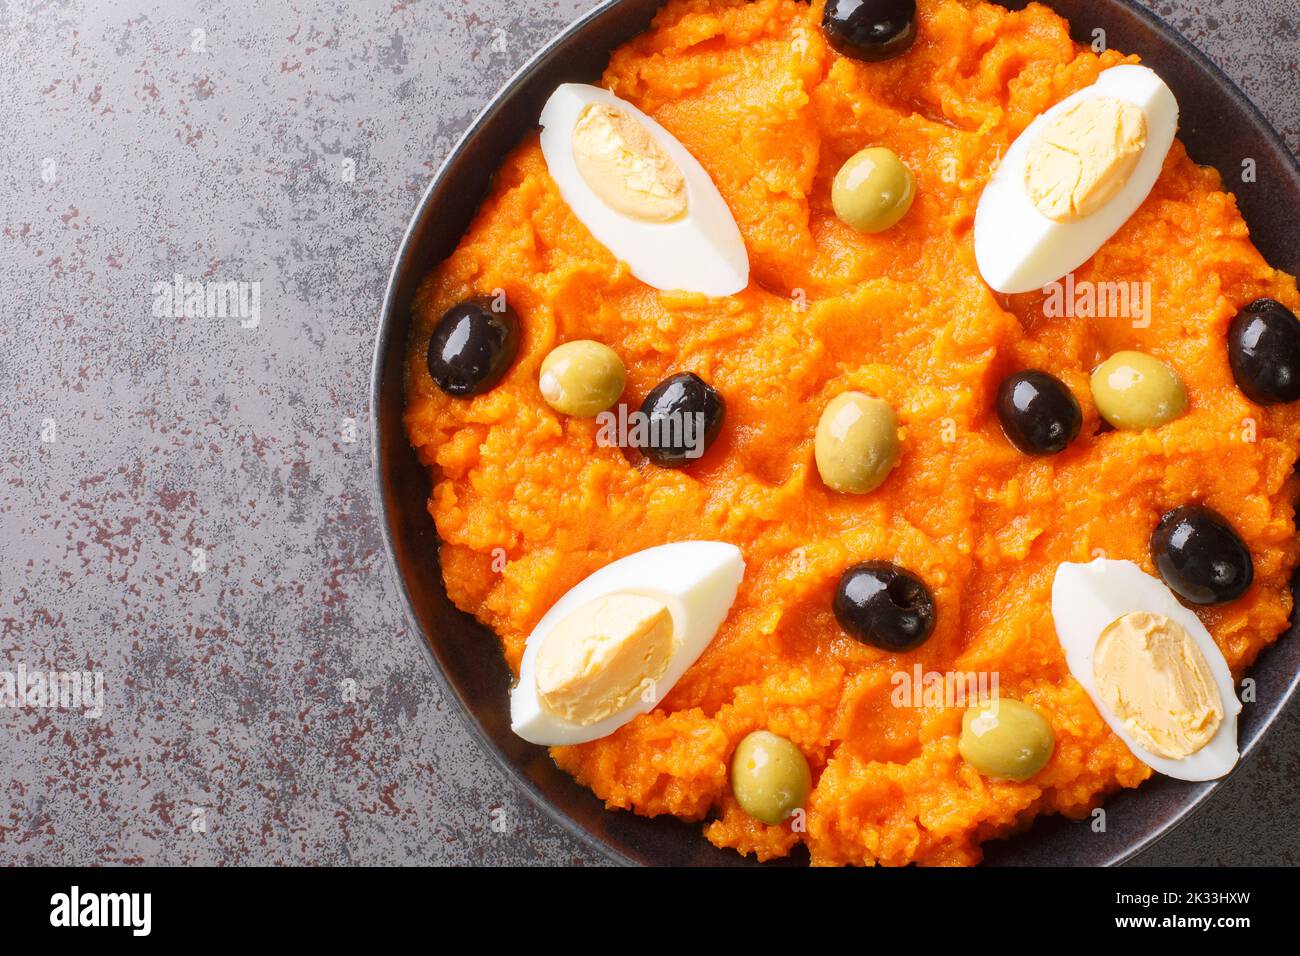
372, 0, 1300, 866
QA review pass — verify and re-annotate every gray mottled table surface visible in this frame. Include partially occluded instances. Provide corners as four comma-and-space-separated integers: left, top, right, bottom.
1, 0, 1296, 866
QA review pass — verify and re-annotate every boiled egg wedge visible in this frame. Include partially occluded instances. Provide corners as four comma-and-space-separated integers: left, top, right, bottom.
1051, 559, 1240, 781
510, 541, 745, 746
974, 65, 1178, 294
539, 83, 749, 297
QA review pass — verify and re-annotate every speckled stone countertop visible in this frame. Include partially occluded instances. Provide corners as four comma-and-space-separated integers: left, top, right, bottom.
1, 0, 1296, 866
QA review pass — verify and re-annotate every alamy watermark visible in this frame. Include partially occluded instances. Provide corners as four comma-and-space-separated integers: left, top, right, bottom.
595, 405, 707, 460
151, 273, 260, 328
891, 664, 999, 708
1043, 273, 1150, 328
50, 886, 150, 936
0, 663, 104, 718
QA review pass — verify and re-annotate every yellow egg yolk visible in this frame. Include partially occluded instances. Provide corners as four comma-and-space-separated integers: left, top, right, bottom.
535, 593, 677, 725
1025, 95, 1147, 222
571, 103, 687, 222
1093, 611, 1224, 759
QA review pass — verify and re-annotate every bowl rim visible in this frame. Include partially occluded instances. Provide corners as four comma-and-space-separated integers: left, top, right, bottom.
371, 0, 1300, 868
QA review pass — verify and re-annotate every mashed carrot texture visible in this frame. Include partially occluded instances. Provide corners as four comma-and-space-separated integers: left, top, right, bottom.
405, 0, 1300, 865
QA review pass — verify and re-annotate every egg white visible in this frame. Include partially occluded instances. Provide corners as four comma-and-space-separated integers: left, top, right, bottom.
511, 541, 745, 746
539, 83, 750, 298
1051, 559, 1240, 781
974, 65, 1179, 294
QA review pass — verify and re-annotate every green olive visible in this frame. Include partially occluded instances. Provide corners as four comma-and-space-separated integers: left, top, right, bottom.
1090, 350, 1187, 430
730, 730, 812, 825
832, 146, 916, 233
539, 340, 626, 417
814, 391, 901, 494
958, 698, 1055, 782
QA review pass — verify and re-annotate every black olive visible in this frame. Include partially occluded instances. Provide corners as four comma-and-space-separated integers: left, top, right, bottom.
996, 370, 1082, 455
1227, 297, 1300, 405
426, 297, 520, 397
1150, 504, 1253, 605
822, 0, 917, 63
833, 561, 935, 651
637, 372, 725, 467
